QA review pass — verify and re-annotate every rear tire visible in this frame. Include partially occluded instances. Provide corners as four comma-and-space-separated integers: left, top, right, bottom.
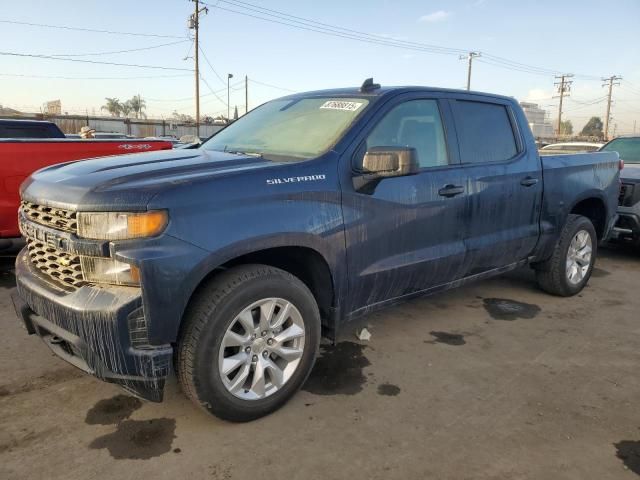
534, 214, 597, 297
177, 264, 320, 422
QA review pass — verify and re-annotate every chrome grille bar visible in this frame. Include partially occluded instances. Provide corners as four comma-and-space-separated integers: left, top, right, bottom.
20, 201, 77, 234
26, 238, 85, 288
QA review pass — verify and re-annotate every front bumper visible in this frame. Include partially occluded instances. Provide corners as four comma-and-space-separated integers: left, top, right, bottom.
13, 250, 172, 401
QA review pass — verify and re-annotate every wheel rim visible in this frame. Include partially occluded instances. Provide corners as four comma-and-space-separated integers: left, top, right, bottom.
218, 298, 306, 400
566, 229, 593, 285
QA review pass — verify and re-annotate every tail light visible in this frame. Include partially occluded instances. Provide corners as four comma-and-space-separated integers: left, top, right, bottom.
619, 159, 624, 170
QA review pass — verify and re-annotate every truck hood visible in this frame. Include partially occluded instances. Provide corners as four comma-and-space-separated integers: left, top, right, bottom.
20, 148, 283, 211
621, 163, 640, 182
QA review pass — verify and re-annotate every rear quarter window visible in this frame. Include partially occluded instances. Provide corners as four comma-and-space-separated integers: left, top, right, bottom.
453, 100, 519, 164
0, 126, 51, 138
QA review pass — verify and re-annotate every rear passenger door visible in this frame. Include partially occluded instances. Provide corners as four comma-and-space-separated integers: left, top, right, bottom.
449, 96, 543, 274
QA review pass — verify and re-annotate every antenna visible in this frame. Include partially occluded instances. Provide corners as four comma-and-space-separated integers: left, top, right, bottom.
360, 78, 381, 93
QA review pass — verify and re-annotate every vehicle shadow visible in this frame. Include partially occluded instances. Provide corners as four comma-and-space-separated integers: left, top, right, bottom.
0, 255, 16, 289
600, 241, 640, 262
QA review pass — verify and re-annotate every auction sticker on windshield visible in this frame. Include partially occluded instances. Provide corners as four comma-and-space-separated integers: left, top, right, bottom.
320, 100, 364, 111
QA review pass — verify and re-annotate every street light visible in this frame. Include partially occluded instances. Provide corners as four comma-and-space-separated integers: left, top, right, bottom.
227, 73, 234, 122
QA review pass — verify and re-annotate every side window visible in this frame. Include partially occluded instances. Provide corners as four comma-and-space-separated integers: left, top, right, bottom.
454, 101, 518, 163
0, 127, 49, 138
365, 99, 448, 168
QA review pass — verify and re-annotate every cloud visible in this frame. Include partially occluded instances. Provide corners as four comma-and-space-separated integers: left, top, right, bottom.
401, 53, 415, 60
524, 88, 553, 103
418, 11, 452, 23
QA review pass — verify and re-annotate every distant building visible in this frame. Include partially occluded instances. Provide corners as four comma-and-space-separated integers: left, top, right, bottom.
44, 100, 62, 115
520, 102, 554, 139
0, 104, 21, 116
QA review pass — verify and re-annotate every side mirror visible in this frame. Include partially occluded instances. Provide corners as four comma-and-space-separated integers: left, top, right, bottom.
353, 146, 419, 190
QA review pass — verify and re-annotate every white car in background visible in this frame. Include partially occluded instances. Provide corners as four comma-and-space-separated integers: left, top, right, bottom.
539, 142, 604, 155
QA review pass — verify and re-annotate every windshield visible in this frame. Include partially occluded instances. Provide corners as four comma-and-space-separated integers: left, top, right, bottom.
202, 97, 369, 160
601, 137, 640, 163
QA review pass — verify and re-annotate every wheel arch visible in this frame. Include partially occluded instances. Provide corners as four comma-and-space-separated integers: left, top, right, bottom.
180, 239, 341, 340
569, 195, 607, 241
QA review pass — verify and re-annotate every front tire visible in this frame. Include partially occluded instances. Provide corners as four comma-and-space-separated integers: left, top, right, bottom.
177, 264, 320, 422
534, 214, 597, 296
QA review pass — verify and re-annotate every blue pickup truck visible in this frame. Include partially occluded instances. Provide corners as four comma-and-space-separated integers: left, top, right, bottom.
12, 80, 621, 421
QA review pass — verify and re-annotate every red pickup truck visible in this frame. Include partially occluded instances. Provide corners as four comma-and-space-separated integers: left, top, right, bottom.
0, 138, 173, 250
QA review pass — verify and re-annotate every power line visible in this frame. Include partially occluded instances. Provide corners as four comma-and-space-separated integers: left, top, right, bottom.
563, 98, 607, 113
200, 75, 229, 107
620, 83, 640, 97
0, 72, 192, 80
202, 2, 467, 56
198, 46, 228, 85
147, 79, 244, 102
204, 0, 604, 80
567, 95, 608, 106
477, 58, 564, 78
479, 56, 601, 81
0, 19, 186, 39
248, 78, 296, 93
208, 0, 466, 55
49, 40, 189, 57
0, 51, 193, 71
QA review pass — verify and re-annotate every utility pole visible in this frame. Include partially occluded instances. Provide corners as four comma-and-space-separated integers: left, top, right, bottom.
459, 52, 481, 90
602, 75, 622, 141
245, 75, 248, 114
227, 73, 234, 121
553, 74, 573, 137
189, 0, 207, 136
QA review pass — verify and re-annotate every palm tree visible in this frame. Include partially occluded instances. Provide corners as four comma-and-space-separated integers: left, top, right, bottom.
101, 97, 122, 117
120, 100, 133, 118
128, 95, 147, 119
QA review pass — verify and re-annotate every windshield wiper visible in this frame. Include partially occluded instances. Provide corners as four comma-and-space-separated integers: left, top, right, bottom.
222, 145, 263, 158
226, 150, 263, 158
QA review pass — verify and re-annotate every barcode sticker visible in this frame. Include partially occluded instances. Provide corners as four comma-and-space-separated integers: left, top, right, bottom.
320, 100, 364, 111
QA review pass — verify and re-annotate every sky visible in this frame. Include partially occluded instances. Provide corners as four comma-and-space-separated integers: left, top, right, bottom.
1, 0, 639, 134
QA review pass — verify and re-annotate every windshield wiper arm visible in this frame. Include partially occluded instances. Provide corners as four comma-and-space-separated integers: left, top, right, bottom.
226, 150, 263, 158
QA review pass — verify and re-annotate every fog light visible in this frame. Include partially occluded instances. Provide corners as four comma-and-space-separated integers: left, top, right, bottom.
81, 256, 140, 286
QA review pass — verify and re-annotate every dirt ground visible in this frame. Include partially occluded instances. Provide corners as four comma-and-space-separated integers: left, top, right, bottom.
1, 245, 639, 480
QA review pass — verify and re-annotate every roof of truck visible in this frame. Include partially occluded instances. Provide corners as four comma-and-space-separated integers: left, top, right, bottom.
282, 85, 515, 102
0, 118, 59, 125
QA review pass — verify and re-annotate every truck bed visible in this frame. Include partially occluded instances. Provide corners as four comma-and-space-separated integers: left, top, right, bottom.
536, 151, 620, 256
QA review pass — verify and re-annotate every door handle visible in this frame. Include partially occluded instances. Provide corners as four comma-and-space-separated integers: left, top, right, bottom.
520, 177, 539, 187
438, 184, 465, 197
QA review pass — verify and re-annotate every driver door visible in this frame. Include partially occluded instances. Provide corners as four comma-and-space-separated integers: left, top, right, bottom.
341, 95, 468, 315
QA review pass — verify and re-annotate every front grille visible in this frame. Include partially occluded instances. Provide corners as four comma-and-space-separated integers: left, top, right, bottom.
26, 238, 85, 288
619, 183, 640, 207
619, 184, 630, 206
20, 201, 77, 233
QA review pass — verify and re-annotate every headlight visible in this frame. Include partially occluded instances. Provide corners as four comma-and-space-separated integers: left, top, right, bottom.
81, 256, 140, 286
77, 211, 168, 240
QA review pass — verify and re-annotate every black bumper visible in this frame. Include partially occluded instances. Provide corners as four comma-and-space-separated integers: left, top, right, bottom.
13, 250, 173, 402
